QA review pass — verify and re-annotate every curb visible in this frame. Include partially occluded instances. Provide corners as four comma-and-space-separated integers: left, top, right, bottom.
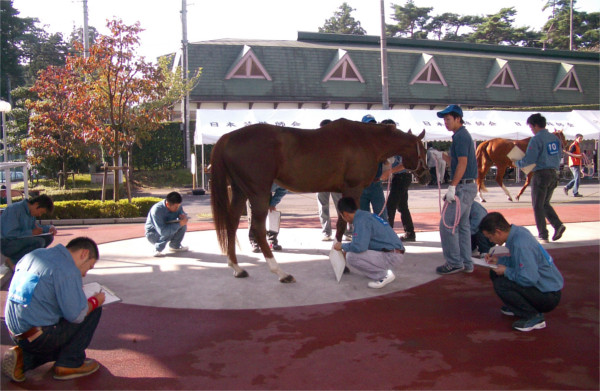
41, 217, 146, 226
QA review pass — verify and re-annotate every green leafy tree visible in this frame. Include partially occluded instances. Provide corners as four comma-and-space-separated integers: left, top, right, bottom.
0, 1, 38, 99
22, 31, 69, 84
468, 8, 536, 45
542, 0, 599, 49
388, 0, 433, 38
319, 2, 366, 35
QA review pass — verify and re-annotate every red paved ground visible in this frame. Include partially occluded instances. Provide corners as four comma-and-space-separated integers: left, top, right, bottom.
1, 204, 598, 390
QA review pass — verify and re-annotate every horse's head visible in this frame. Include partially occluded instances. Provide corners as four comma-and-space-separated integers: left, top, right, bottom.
403, 129, 431, 185
553, 129, 567, 150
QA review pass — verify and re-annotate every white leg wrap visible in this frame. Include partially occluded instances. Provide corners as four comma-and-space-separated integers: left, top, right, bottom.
265, 257, 288, 279
501, 184, 513, 200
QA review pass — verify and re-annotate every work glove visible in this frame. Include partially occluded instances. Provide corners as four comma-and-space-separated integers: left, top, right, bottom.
444, 185, 456, 203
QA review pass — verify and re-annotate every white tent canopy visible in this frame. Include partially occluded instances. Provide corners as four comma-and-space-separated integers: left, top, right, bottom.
195, 109, 600, 145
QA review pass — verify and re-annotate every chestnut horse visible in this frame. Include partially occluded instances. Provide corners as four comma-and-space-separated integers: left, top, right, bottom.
210, 118, 430, 283
476, 130, 567, 202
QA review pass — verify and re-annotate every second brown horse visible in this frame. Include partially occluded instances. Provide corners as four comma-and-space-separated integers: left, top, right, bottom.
476, 130, 567, 202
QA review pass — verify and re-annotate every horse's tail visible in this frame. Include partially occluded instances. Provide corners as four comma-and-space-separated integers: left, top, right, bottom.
475, 141, 490, 193
210, 136, 233, 255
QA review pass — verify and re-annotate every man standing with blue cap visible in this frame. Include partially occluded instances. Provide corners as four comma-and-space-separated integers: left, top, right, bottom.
435, 105, 478, 275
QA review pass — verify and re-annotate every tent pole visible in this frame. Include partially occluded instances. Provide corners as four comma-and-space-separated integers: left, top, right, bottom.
201, 142, 205, 190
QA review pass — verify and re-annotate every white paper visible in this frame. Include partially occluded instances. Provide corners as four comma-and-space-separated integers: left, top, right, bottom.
267, 210, 281, 233
471, 257, 498, 269
507, 145, 525, 161
520, 163, 536, 175
329, 247, 346, 283
472, 246, 510, 269
83, 282, 121, 305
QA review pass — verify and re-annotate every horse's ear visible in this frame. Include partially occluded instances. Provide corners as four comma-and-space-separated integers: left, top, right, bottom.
417, 130, 425, 140
407, 129, 413, 135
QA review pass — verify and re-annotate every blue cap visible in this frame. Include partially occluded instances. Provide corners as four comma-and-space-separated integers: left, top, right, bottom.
436, 104, 463, 118
362, 114, 377, 123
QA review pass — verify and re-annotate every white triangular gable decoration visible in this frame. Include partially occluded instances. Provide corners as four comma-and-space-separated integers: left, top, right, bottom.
486, 58, 519, 89
225, 45, 272, 80
409, 54, 447, 86
322, 49, 365, 83
554, 63, 582, 92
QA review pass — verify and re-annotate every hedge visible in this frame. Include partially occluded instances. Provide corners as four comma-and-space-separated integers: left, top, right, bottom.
41, 197, 161, 220
42, 188, 127, 201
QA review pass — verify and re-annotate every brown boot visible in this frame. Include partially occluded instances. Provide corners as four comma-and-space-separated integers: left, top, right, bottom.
1, 346, 25, 382
53, 359, 100, 380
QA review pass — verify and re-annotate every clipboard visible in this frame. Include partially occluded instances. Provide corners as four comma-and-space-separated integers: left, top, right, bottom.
507, 145, 525, 161
507, 145, 535, 174
471, 257, 498, 269
329, 247, 346, 282
83, 282, 121, 305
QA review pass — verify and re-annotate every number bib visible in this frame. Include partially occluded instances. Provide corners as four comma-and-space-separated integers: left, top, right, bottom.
547, 140, 560, 156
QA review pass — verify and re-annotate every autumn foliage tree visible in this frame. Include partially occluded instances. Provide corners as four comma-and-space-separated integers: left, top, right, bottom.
23, 64, 97, 188
72, 19, 171, 201
22, 19, 199, 199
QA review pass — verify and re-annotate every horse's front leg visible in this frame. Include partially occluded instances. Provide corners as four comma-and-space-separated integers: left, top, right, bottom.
334, 215, 346, 242
250, 210, 295, 283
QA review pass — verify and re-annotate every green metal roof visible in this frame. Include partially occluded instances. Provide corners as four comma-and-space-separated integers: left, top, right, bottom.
185, 33, 599, 108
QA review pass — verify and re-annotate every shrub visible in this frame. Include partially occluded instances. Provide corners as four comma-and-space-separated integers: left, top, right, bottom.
39, 197, 162, 219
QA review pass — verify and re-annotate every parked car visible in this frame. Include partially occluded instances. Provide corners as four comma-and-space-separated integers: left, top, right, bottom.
0, 170, 24, 183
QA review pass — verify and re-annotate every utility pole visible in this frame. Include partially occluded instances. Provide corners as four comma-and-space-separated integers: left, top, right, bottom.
380, 0, 390, 110
181, 0, 192, 174
83, 0, 90, 58
569, 0, 573, 51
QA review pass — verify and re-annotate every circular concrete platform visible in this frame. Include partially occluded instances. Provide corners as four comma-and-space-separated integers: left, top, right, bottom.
83, 222, 598, 310
85, 228, 446, 310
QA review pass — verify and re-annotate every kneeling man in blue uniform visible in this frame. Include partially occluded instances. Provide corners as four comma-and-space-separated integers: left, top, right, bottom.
145, 191, 189, 257
2, 237, 104, 382
480, 212, 564, 332
334, 197, 404, 289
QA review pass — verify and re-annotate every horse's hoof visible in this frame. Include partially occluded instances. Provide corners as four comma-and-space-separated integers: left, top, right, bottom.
279, 275, 296, 283
234, 270, 249, 278
508, 198, 513, 202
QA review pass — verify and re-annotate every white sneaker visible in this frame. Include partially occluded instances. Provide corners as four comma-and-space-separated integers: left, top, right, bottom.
168, 246, 189, 252
153, 249, 165, 257
368, 270, 395, 289
322, 235, 333, 242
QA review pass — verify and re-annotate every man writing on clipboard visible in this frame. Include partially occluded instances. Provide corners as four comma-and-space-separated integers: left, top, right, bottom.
2, 237, 105, 382
1, 194, 57, 267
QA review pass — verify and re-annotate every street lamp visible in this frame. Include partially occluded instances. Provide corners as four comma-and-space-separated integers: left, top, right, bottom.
0, 100, 12, 163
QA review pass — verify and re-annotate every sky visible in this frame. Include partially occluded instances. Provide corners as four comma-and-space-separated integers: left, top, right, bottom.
11, 0, 599, 61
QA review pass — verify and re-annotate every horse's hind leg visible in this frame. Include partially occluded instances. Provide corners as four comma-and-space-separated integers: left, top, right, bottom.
227, 185, 249, 278
248, 198, 295, 283
515, 173, 532, 201
477, 159, 493, 203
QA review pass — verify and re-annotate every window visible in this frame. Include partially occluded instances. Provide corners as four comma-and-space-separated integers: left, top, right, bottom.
554, 63, 582, 92
225, 45, 272, 80
486, 59, 519, 89
410, 54, 447, 86
323, 49, 364, 83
